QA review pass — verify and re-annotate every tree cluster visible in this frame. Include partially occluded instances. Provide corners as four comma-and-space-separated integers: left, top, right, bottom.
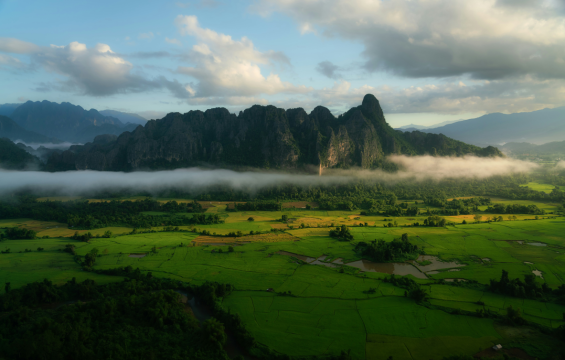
355, 233, 420, 262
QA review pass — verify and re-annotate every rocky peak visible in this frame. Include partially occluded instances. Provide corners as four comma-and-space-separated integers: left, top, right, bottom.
361, 94, 385, 124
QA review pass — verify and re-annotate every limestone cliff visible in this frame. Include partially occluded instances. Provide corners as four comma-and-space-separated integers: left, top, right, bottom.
46, 94, 502, 171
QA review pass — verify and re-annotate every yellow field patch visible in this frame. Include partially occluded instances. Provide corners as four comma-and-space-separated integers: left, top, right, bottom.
193, 232, 299, 244
0, 219, 68, 233
0, 219, 132, 238
225, 214, 276, 223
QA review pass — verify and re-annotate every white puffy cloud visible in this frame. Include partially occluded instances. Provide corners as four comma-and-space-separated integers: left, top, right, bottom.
174, 15, 311, 99
254, 0, 565, 80
2, 41, 192, 98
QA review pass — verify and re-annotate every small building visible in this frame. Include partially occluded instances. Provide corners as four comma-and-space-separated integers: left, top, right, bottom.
492, 344, 502, 351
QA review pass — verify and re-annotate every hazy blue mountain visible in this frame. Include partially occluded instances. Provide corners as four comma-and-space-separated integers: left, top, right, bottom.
0, 103, 22, 117
420, 107, 565, 146
0, 115, 61, 144
9, 100, 137, 143
396, 119, 463, 131
502, 141, 565, 155
99, 110, 147, 126
397, 124, 428, 130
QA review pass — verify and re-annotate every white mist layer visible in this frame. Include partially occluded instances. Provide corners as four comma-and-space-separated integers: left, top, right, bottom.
14, 141, 81, 150
0, 155, 539, 196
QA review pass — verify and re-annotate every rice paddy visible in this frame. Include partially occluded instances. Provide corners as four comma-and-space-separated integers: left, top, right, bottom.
1, 197, 564, 359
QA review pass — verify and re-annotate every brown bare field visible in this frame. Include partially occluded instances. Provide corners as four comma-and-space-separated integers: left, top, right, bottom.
193, 233, 299, 245
282, 201, 319, 209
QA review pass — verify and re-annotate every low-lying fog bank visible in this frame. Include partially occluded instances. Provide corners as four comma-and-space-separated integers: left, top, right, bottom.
0, 155, 539, 196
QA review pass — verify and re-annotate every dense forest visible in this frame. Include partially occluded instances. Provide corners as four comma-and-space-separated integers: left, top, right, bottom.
0, 271, 354, 360
0, 137, 41, 170
0, 197, 212, 231
0, 174, 563, 233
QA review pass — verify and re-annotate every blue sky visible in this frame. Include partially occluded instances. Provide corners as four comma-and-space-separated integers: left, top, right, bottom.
1, 0, 564, 127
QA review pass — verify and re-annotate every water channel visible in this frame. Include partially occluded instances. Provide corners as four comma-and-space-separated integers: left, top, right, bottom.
276, 252, 466, 279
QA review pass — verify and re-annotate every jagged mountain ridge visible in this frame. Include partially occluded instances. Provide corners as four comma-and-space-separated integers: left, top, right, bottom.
46, 94, 502, 171
10, 100, 138, 143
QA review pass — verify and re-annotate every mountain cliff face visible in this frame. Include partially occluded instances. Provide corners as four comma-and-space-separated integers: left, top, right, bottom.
10, 100, 137, 143
46, 94, 502, 171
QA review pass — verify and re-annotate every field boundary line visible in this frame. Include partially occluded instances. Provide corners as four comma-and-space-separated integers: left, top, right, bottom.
403, 343, 415, 360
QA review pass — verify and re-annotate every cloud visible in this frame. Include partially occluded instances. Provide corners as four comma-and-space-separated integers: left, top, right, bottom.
254, 0, 565, 80
138, 32, 155, 40
127, 51, 171, 59
176, 0, 220, 8
316, 61, 340, 79
174, 15, 311, 99
0, 41, 190, 98
0, 155, 538, 196
165, 37, 182, 46
0, 37, 39, 54
0, 54, 27, 71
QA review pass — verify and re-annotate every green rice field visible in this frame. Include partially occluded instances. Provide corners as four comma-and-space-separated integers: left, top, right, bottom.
1, 198, 564, 359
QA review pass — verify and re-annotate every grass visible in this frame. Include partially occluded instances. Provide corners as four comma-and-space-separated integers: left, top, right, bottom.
1, 197, 564, 359
520, 182, 562, 194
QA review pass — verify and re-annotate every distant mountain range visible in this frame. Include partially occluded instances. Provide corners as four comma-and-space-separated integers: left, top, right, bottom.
7, 101, 139, 143
0, 103, 21, 117
46, 94, 501, 171
501, 141, 565, 156
396, 119, 463, 130
403, 107, 565, 146
0, 115, 61, 144
0, 101, 148, 144
99, 110, 147, 126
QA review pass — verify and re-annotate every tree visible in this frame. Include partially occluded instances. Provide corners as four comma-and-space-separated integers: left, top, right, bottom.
84, 248, 99, 267
329, 225, 353, 241
409, 287, 428, 303
247, 217, 254, 222
281, 214, 288, 222
5, 282, 10, 293
202, 318, 227, 348
474, 214, 482, 223
102, 230, 112, 238
306, 204, 311, 210
228, 246, 234, 253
